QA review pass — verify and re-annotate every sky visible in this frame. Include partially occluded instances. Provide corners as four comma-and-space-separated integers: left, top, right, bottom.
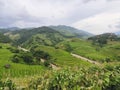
0, 0, 120, 34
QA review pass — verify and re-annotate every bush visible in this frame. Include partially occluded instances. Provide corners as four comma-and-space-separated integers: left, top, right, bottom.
12, 53, 34, 64
0, 79, 16, 90
32, 49, 51, 60
21, 53, 34, 64
44, 60, 50, 67
0, 46, 2, 49
26, 66, 120, 90
7, 47, 19, 53
12, 54, 21, 63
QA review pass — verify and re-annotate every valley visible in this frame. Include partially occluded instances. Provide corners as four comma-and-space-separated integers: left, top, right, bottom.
0, 26, 120, 90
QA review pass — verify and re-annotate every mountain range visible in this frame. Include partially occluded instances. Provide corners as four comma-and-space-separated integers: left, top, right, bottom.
49, 25, 93, 38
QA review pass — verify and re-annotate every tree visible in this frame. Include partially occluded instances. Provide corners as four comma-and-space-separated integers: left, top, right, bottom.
65, 44, 73, 52
21, 53, 33, 64
33, 50, 51, 60
12, 53, 34, 64
12, 54, 21, 63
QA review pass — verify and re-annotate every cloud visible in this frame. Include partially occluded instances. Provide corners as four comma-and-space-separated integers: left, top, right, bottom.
0, 0, 79, 27
0, 0, 120, 34
115, 22, 120, 29
72, 13, 120, 34
82, 0, 96, 3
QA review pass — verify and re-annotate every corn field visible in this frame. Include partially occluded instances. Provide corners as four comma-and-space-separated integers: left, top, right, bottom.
0, 65, 120, 90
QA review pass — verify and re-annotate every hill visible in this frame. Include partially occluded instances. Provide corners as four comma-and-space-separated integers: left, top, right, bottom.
5, 27, 20, 31
56, 38, 120, 63
88, 33, 118, 41
6, 26, 93, 47
49, 25, 93, 38
115, 31, 120, 36
2, 25, 94, 47
0, 33, 11, 43
0, 28, 9, 33
7, 26, 66, 46
88, 33, 118, 46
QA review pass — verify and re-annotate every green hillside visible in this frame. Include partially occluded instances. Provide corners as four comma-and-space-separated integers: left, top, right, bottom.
49, 25, 93, 38
0, 33, 11, 43
0, 44, 47, 78
0, 27, 120, 90
0, 43, 93, 77
23, 32, 65, 48
7, 27, 66, 46
5, 26, 94, 47
57, 38, 120, 63
31, 45, 92, 67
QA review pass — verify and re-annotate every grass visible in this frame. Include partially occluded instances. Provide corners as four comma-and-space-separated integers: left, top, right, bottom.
57, 39, 120, 63
0, 43, 93, 78
34, 45, 93, 67
0, 43, 46, 78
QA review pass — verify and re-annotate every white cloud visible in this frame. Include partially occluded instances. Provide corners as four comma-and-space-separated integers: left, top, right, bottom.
72, 13, 120, 34
0, 0, 120, 34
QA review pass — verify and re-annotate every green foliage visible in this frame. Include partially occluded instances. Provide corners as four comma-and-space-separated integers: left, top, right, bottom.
1, 65, 118, 90
7, 47, 19, 53
0, 44, 45, 77
58, 39, 120, 62
88, 33, 118, 47
43, 60, 50, 67
49, 25, 93, 38
30, 45, 92, 67
32, 49, 51, 60
0, 78, 16, 90
12, 52, 34, 64
0, 46, 2, 49
64, 43, 73, 52
0, 33, 11, 43
10, 27, 65, 46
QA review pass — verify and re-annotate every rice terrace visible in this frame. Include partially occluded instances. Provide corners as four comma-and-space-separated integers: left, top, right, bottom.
0, 0, 120, 90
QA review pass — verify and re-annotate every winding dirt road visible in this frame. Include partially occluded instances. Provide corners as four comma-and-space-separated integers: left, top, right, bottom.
18, 46, 60, 70
41, 59, 60, 70
71, 53, 101, 65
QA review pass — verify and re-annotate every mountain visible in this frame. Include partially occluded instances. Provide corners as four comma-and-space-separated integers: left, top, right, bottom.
6, 27, 20, 31
0, 33, 11, 43
115, 31, 120, 36
88, 33, 118, 46
49, 25, 93, 38
0, 27, 20, 33
88, 33, 118, 41
5, 25, 93, 47
0, 28, 9, 33
8, 26, 66, 47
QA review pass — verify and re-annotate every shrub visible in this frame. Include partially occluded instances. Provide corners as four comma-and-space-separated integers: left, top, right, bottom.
0, 46, 2, 49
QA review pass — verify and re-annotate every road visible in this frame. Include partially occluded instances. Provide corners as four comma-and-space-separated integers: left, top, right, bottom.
71, 53, 101, 65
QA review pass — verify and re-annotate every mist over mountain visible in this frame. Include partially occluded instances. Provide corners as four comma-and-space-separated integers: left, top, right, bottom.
115, 31, 120, 36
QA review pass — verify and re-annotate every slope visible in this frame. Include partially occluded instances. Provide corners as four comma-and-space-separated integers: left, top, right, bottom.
56, 38, 120, 63
8, 26, 66, 46
49, 25, 93, 38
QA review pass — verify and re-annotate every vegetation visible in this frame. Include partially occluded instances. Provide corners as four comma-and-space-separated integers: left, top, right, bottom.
57, 38, 120, 63
0, 33, 11, 43
0, 43, 46, 78
49, 25, 93, 38
88, 33, 118, 47
0, 26, 120, 89
0, 65, 119, 90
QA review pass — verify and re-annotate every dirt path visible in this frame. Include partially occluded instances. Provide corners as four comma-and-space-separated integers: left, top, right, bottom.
18, 46, 29, 52
18, 47, 60, 70
41, 59, 60, 70
50, 63, 60, 70
71, 53, 101, 65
